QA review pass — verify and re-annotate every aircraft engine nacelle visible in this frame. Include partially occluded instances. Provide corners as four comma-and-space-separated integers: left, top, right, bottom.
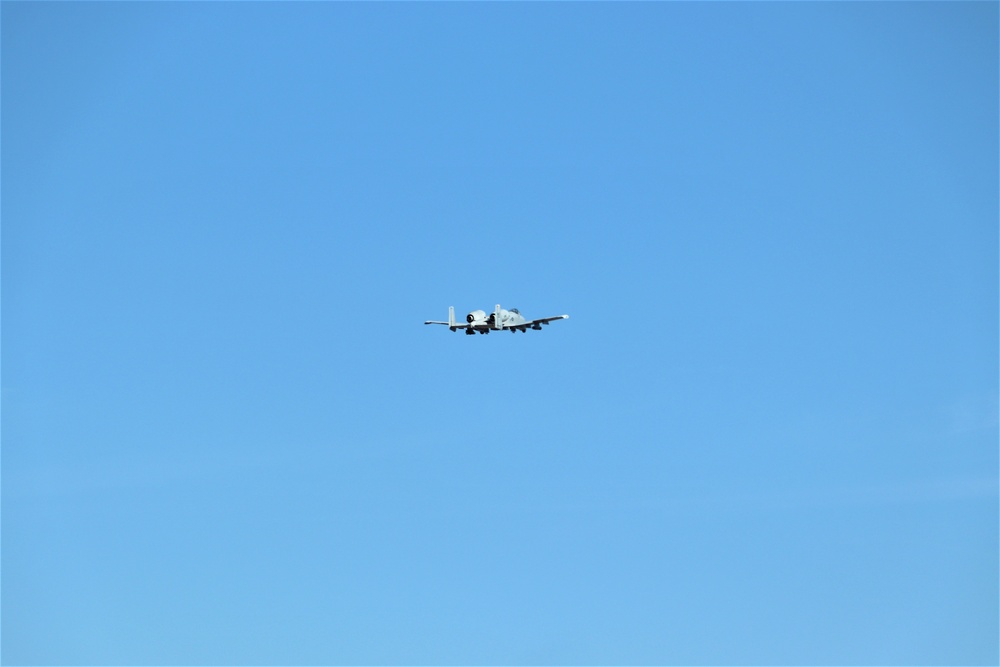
466, 310, 487, 323
487, 309, 508, 328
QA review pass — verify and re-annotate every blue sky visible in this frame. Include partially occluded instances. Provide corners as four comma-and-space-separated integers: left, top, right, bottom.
2, 2, 997, 664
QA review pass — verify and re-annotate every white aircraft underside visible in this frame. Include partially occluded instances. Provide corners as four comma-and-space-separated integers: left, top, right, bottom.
425, 304, 569, 334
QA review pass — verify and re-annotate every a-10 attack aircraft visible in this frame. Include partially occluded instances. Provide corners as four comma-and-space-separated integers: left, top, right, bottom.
425, 304, 569, 335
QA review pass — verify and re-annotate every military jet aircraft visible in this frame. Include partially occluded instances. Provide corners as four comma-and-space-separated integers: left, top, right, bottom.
425, 304, 569, 335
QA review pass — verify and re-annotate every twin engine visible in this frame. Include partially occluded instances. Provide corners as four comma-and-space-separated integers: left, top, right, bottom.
466, 310, 487, 324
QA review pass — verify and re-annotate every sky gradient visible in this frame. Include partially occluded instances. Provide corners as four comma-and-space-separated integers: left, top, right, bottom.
3, 2, 998, 664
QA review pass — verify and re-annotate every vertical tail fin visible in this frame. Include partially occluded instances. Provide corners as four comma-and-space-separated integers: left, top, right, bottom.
448, 306, 456, 328
494, 304, 502, 330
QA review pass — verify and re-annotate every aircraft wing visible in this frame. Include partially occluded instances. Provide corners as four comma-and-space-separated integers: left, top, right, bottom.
424, 320, 470, 328
511, 314, 569, 331
528, 315, 569, 326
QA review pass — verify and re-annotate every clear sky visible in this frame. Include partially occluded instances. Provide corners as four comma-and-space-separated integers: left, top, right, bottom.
2, 2, 997, 665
